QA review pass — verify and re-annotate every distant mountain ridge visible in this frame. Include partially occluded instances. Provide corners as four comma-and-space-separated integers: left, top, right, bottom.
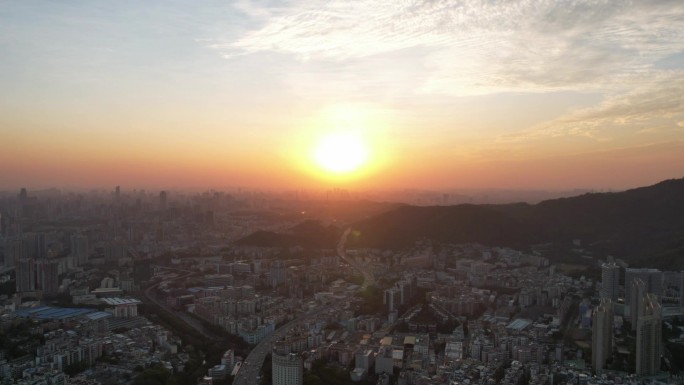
234, 200, 402, 249
235, 220, 341, 249
350, 178, 684, 268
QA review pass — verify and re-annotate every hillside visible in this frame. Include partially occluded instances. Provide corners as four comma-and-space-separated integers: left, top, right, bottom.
235, 220, 341, 249
234, 200, 401, 248
350, 178, 684, 268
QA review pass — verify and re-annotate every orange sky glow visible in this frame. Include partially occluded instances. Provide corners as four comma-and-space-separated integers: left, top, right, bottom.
1, 2, 683, 192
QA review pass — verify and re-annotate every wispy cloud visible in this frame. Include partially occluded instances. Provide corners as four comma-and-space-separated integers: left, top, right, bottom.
214, 0, 684, 95
500, 72, 684, 142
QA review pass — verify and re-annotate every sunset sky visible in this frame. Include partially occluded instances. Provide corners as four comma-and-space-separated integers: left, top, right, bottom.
1, 1, 683, 191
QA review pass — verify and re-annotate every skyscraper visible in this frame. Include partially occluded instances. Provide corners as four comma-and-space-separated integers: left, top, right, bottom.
636, 293, 662, 376
35, 259, 59, 296
630, 278, 647, 331
16, 258, 36, 292
270, 260, 287, 288
625, 268, 663, 316
70, 234, 89, 266
272, 350, 303, 385
159, 191, 168, 210
591, 298, 613, 372
663, 271, 684, 306
3, 237, 24, 269
34, 232, 48, 260
384, 287, 401, 312
104, 241, 127, 264
680, 272, 684, 309
600, 262, 620, 301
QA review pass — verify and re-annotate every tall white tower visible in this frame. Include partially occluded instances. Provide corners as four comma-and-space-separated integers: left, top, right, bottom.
272, 350, 303, 385
600, 262, 620, 301
591, 298, 613, 372
636, 293, 662, 377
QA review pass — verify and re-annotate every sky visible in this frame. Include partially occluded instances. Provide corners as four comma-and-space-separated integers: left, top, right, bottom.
1, 0, 684, 191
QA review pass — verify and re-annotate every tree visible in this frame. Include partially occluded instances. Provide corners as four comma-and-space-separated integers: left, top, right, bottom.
64, 361, 89, 376
0, 281, 16, 296
133, 365, 172, 385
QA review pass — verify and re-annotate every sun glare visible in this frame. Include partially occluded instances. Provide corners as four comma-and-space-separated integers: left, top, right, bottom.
313, 132, 369, 174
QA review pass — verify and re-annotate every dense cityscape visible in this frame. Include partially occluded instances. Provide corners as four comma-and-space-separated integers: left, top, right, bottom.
3, 2, 684, 384
0, 186, 683, 385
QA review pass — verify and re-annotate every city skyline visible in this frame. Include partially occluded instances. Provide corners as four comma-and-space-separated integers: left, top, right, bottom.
2, 1, 684, 191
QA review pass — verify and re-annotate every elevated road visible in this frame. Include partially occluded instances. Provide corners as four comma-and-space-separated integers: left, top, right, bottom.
234, 227, 374, 385
141, 271, 226, 341
231, 304, 334, 385
337, 228, 375, 289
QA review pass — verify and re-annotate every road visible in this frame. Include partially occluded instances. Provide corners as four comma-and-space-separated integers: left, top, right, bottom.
141, 270, 226, 341
142, 271, 193, 307
233, 228, 373, 385
231, 304, 335, 385
337, 227, 375, 289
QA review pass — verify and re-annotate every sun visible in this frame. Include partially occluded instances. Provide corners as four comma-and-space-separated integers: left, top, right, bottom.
313, 132, 369, 174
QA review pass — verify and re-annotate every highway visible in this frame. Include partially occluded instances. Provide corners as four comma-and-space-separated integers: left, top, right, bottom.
337, 227, 376, 289
234, 227, 374, 385
141, 270, 227, 341
231, 304, 335, 385
142, 270, 193, 309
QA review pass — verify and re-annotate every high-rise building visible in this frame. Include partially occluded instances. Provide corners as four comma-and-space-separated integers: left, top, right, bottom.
159, 191, 168, 210
625, 268, 663, 316
270, 260, 287, 288
104, 241, 127, 264
3, 237, 24, 269
384, 287, 401, 312
355, 349, 375, 371
680, 272, 684, 309
600, 262, 620, 301
133, 261, 152, 284
272, 350, 303, 385
396, 279, 413, 304
591, 298, 613, 372
630, 279, 647, 331
662, 271, 684, 307
70, 234, 89, 266
34, 232, 48, 260
35, 259, 59, 296
636, 293, 662, 377
16, 258, 36, 292
221, 349, 234, 369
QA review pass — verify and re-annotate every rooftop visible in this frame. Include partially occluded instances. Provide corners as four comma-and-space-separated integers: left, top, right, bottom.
16, 306, 95, 320
101, 297, 142, 306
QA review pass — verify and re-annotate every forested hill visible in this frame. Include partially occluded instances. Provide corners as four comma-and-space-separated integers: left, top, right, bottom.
350, 178, 684, 268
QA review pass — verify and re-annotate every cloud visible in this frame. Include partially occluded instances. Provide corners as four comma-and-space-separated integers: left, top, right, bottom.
500, 71, 684, 141
213, 0, 684, 95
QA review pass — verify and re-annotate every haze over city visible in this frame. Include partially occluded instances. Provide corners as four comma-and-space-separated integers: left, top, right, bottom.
2, 1, 683, 191
4, 2, 684, 385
